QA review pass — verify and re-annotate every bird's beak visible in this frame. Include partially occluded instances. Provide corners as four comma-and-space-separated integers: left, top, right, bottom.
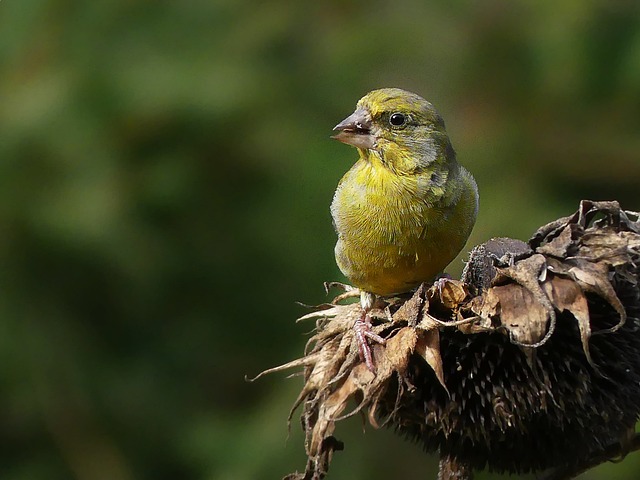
332, 107, 376, 149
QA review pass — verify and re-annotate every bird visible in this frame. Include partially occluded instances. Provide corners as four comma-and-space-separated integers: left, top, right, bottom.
330, 88, 479, 371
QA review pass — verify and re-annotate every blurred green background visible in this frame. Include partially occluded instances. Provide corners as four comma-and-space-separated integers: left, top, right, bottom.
1, 1, 639, 479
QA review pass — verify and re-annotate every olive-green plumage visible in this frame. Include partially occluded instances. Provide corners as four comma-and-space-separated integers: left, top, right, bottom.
331, 88, 478, 296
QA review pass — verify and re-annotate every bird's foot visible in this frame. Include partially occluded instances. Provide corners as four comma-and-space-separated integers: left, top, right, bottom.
354, 310, 386, 373
432, 273, 454, 298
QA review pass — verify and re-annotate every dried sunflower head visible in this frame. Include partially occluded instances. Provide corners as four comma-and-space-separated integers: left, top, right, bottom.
271, 200, 640, 479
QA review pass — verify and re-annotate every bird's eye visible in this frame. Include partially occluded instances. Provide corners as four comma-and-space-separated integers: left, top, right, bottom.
389, 112, 407, 127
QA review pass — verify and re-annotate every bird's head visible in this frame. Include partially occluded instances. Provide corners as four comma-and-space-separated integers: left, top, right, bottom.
333, 88, 454, 172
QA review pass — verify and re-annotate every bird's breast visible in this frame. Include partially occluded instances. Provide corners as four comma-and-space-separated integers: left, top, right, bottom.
330, 157, 477, 295
332, 160, 434, 248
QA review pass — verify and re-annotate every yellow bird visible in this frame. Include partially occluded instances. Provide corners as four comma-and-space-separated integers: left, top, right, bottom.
331, 88, 478, 370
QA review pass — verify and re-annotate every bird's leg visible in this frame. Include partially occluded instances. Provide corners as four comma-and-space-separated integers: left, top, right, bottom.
355, 291, 386, 372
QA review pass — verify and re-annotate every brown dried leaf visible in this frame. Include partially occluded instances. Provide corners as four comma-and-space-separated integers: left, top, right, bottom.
492, 284, 550, 346
543, 277, 596, 368
417, 306, 439, 329
579, 230, 634, 265
392, 285, 426, 325
302, 304, 359, 346
568, 260, 626, 332
495, 253, 546, 285
429, 279, 468, 309
287, 338, 352, 427
495, 254, 557, 346
373, 327, 417, 379
536, 224, 577, 258
366, 327, 418, 428
456, 316, 494, 334
247, 353, 323, 382
415, 328, 448, 395
475, 286, 501, 319
577, 200, 621, 228
620, 231, 640, 255
296, 305, 344, 322
309, 369, 365, 457
530, 213, 577, 249
545, 256, 571, 276
324, 281, 357, 294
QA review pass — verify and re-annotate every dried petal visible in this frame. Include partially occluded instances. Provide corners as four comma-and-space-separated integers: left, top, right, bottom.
429, 279, 468, 309
392, 285, 426, 325
542, 276, 596, 369
492, 284, 550, 345
415, 327, 448, 395
567, 261, 626, 332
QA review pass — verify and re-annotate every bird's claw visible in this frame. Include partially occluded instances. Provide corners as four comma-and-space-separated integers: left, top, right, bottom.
354, 312, 386, 372
432, 273, 453, 298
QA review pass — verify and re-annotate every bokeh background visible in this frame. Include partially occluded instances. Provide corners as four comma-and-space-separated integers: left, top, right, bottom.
1, 1, 639, 479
